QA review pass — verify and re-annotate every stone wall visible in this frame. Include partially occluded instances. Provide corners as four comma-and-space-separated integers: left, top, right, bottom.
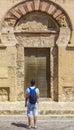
0, 0, 74, 102
58, 47, 74, 101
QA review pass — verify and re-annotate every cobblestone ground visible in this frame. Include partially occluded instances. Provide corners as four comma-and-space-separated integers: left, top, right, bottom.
0, 119, 74, 130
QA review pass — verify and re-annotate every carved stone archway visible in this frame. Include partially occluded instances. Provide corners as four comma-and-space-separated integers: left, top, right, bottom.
0, 0, 72, 101
1, 0, 72, 45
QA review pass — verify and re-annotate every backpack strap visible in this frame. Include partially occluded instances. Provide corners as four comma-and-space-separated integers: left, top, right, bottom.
29, 87, 36, 91
29, 87, 36, 94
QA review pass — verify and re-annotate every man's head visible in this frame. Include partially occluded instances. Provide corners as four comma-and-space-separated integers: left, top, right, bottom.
31, 79, 35, 86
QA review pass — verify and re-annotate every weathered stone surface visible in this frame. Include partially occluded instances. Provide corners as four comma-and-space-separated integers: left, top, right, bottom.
0, 0, 73, 115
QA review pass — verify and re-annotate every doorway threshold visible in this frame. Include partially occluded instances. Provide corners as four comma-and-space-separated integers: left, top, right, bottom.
39, 98, 53, 101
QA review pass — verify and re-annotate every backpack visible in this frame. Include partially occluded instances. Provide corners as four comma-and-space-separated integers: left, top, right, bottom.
29, 87, 37, 104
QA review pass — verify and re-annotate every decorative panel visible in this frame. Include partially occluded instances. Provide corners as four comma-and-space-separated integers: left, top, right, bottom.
16, 34, 55, 48
63, 86, 74, 101
0, 87, 9, 101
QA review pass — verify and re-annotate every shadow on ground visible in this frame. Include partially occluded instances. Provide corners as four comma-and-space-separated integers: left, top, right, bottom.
11, 122, 28, 129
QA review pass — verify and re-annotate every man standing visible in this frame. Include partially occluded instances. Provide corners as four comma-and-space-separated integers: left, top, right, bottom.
25, 79, 40, 129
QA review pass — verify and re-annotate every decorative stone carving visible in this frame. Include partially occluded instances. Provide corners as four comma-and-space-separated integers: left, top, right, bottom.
1, 19, 15, 34
15, 12, 58, 33
1, 0, 71, 46
5, 0, 68, 28
0, 88, 9, 101
15, 34, 56, 47
17, 91, 24, 101
57, 16, 67, 27
63, 87, 74, 101
15, 21, 48, 32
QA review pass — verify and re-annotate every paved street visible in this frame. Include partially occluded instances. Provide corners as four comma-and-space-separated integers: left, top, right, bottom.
0, 118, 74, 130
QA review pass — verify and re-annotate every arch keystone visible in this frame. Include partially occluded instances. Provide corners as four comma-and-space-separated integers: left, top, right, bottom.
34, 0, 40, 10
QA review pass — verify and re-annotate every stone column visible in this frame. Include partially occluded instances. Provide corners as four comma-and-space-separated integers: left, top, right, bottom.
7, 46, 17, 101
16, 44, 24, 101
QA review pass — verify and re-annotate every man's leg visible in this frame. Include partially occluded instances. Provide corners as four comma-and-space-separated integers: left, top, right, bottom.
34, 116, 37, 128
33, 104, 38, 128
27, 104, 32, 128
28, 116, 32, 128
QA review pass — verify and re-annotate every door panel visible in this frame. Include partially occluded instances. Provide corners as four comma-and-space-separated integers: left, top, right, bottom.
24, 48, 50, 97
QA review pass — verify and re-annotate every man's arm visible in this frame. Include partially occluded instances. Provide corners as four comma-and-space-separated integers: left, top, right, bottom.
25, 93, 28, 107
37, 88, 40, 98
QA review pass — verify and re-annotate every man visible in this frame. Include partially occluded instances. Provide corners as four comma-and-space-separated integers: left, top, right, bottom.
25, 79, 40, 129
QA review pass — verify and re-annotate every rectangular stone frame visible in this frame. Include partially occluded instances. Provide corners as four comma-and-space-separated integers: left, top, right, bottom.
16, 45, 58, 101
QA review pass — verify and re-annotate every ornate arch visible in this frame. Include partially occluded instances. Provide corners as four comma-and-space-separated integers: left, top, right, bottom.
0, 0, 72, 46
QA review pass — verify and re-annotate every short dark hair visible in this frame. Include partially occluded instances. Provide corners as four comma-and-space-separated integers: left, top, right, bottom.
31, 79, 35, 86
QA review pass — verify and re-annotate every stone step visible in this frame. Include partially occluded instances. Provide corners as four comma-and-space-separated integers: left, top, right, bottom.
0, 110, 74, 115
0, 101, 74, 118
0, 115, 74, 120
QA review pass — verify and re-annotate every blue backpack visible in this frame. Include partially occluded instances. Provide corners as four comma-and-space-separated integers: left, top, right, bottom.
29, 87, 37, 104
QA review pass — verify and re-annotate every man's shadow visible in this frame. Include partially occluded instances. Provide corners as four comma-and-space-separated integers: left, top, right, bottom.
11, 122, 28, 129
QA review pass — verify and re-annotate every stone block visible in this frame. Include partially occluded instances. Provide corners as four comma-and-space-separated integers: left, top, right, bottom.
0, 67, 8, 78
